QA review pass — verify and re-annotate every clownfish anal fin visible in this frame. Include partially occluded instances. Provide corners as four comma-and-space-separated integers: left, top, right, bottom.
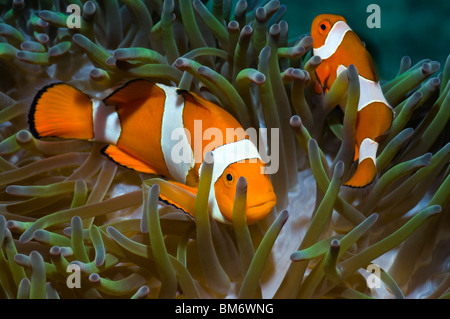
101, 145, 159, 175
103, 79, 160, 106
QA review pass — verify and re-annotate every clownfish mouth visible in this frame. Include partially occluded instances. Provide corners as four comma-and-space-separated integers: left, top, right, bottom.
246, 193, 277, 223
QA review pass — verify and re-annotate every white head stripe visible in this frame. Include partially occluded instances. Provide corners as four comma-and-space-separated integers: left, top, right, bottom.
158, 83, 195, 184
313, 21, 351, 60
92, 99, 122, 145
209, 138, 261, 184
199, 139, 261, 223
359, 138, 378, 164
336, 65, 391, 111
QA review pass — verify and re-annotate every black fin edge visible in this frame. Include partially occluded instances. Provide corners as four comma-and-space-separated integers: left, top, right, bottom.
158, 196, 192, 217
343, 181, 375, 189
28, 82, 65, 139
343, 173, 378, 189
176, 88, 193, 97
100, 145, 164, 177
100, 145, 137, 172
102, 78, 147, 105
101, 146, 193, 217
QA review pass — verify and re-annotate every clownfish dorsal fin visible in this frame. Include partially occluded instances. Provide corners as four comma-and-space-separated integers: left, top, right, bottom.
101, 145, 159, 175
103, 79, 163, 106
175, 88, 217, 112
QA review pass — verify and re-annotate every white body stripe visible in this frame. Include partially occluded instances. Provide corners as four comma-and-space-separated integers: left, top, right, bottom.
359, 138, 378, 164
313, 21, 351, 60
92, 99, 121, 145
336, 65, 391, 111
199, 139, 262, 223
158, 83, 195, 184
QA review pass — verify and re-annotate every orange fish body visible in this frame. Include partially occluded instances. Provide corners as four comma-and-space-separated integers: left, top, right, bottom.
311, 14, 394, 188
29, 79, 276, 224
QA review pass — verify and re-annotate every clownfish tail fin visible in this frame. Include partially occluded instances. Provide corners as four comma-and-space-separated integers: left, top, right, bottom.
344, 138, 378, 188
343, 157, 377, 188
28, 83, 94, 140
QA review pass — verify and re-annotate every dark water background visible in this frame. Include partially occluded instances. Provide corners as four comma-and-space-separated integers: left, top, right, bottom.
282, 0, 450, 80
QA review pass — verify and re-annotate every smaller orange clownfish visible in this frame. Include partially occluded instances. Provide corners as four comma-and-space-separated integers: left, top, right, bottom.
311, 14, 394, 188
28, 79, 276, 224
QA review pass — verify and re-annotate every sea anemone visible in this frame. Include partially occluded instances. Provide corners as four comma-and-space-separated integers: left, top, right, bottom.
0, 0, 448, 299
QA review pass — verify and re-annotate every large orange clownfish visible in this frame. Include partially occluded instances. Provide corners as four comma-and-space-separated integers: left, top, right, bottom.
28, 79, 276, 224
311, 14, 394, 188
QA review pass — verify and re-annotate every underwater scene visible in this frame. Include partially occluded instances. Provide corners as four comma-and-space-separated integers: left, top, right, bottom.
0, 0, 448, 301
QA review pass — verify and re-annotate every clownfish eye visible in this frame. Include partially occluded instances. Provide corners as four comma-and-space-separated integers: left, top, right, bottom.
318, 21, 331, 34
223, 170, 235, 186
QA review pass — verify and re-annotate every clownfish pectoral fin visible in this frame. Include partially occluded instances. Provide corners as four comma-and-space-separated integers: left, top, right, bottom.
29, 83, 94, 140
314, 80, 323, 94
158, 180, 198, 217
354, 144, 359, 162
314, 60, 331, 93
101, 145, 159, 175
344, 138, 378, 188
103, 79, 160, 106
166, 180, 198, 196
